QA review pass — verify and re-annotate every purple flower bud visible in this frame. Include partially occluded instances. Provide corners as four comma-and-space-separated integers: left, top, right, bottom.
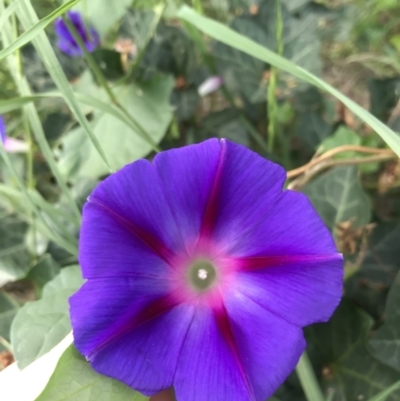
0, 116, 28, 153
198, 76, 223, 96
70, 139, 343, 401
54, 11, 99, 57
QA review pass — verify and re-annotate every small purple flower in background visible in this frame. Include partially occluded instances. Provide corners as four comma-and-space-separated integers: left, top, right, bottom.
198, 75, 223, 96
70, 139, 343, 401
54, 10, 99, 57
0, 116, 28, 153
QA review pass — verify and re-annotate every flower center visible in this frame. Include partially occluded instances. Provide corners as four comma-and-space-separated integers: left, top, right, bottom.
187, 259, 217, 291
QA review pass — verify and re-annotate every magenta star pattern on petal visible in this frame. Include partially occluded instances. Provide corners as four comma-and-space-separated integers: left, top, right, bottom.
70, 139, 343, 401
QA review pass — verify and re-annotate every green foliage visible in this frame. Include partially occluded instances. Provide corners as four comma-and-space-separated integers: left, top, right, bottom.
0, 292, 19, 352
307, 300, 400, 401
320, 126, 361, 155
0, 207, 30, 285
11, 265, 83, 369
346, 222, 400, 320
58, 74, 174, 179
69, 0, 133, 37
35, 345, 148, 401
370, 273, 400, 372
303, 166, 371, 231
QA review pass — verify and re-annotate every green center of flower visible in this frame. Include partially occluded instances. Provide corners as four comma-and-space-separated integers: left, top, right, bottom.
188, 259, 217, 291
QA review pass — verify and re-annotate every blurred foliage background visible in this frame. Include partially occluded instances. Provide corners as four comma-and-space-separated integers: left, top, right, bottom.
1, 0, 400, 400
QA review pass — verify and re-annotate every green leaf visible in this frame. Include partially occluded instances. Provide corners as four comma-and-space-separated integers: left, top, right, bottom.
303, 166, 371, 231
58, 75, 174, 179
214, 17, 269, 101
307, 300, 400, 401
0, 207, 30, 285
367, 381, 400, 401
370, 272, 400, 372
26, 255, 61, 294
282, 0, 310, 12
120, 9, 158, 51
69, 0, 133, 37
11, 265, 83, 369
319, 126, 362, 156
319, 126, 380, 173
346, 222, 400, 320
35, 345, 148, 401
91, 49, 125, 81
171, 87, 200, 121
296, 110, 332, 150
0, 292, 19, 352
177, 6, 400, 157
368, 78, 400, 122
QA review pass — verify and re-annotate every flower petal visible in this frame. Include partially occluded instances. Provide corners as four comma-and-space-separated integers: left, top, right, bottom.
57, 39, 82, 57
0, 116, 6, 143
222, 290, 306, 401
81, 159, 188, 274
174, 307, 251, 401
4, 138, 29, 153
198, 76, 223, 96
70, 277, 194, 395
54, 17, 75, 47
227, 190, 339, 257
205, 140, 287, 252
153, 139, 222, 250
230, 256, 343, 327
174, 300, 304, 401
79, 202, 171, 279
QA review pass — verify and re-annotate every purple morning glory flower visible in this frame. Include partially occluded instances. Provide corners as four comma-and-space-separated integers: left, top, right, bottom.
70, 139, 343, 401
0, 116, 28, 153
54, 10, 99, 57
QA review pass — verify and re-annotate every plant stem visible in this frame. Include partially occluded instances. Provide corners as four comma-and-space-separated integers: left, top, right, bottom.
287, 145, 394, 179
296, 352, 325, 401
267, 0, 283, 153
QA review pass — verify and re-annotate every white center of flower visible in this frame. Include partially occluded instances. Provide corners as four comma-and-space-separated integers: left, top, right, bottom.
187, 259, 217, 291
197, 268, 208, 280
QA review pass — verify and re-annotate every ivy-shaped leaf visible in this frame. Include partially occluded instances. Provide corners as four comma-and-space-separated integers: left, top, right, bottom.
370, 272, 400, 372
346, 222, 400, 320
36, 345, 148, 401
11, 265, 83, 369
303, 166, 371, 231
307, 300, 400, 401
58, 74, 174, 180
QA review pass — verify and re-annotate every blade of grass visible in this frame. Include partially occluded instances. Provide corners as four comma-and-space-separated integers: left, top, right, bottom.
296, 352, 325, 401
0, 90, 166, 153
0, 144, 78, 256
0, 8, 81, 224
0, 93, 158, 146
0, 0, 80, 61
0, 183, 78, 247
0, 0, 21, 32
366, 380, 400, 401
177, 6, 400, 157
16, 0, 113, 172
